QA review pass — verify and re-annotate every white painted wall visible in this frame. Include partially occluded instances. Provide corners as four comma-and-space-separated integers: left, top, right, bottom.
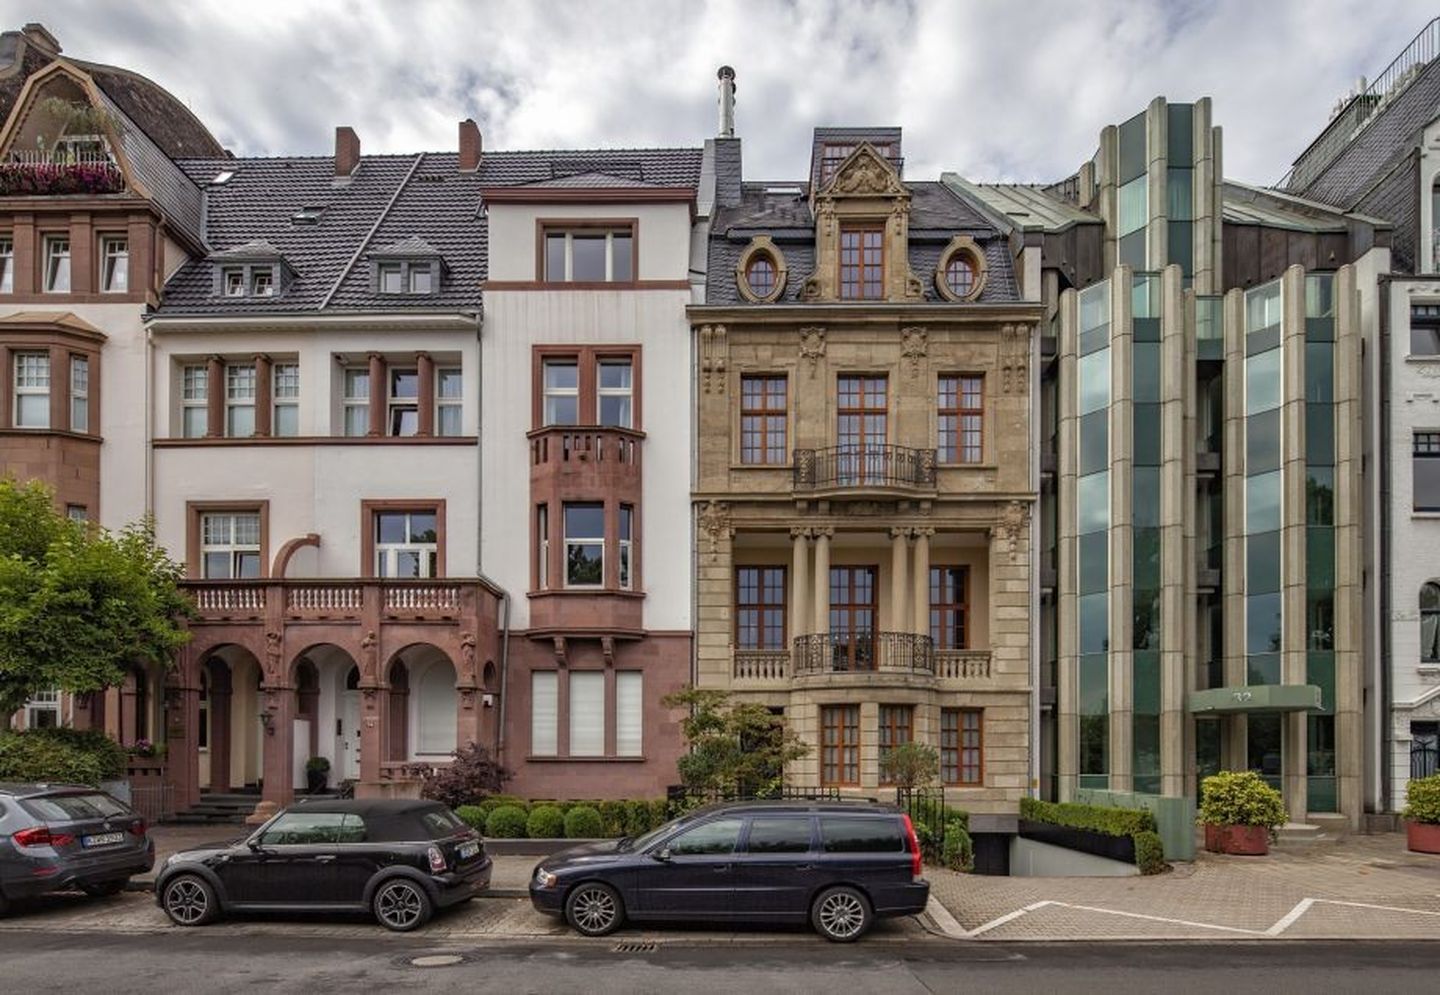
149, 324, 480, 576
1384, 274, 1440, 807
485, 203, 693, 282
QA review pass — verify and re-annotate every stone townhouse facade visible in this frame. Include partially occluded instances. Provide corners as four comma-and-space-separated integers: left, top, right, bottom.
690, 110, 1044, 812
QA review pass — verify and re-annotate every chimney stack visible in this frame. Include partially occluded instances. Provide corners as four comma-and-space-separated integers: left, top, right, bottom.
335, 126, 360, 177
459, 119, 482, 172
717, 65, 736, 138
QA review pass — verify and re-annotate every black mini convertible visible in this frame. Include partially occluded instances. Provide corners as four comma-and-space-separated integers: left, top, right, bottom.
154, 798, 490, 931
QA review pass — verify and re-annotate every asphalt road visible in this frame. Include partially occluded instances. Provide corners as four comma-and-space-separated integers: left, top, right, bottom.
3, 931, 1439, 994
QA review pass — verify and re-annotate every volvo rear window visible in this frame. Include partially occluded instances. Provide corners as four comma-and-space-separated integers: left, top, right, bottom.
819, 816, 904, 853
22, 793, 128, 822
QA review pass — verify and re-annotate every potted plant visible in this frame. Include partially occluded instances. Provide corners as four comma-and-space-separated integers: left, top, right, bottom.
1403, 773, 1440, 854
1198, 771, 1288, 855
305, 756, 331, 794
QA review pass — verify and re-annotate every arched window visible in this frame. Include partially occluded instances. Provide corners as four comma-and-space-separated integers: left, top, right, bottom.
1423, 582, 1440, 662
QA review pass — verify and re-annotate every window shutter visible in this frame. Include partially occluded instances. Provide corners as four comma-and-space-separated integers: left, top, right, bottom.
531, 672, 558, 756
615, 672, 643, 756
569, 672, 605, 756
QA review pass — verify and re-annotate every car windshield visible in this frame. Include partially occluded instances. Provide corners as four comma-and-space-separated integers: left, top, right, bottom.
621, 816, 688, 852
21, 793, 128, 822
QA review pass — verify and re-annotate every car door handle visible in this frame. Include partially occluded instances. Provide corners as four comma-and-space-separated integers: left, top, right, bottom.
713, 864, 730, 873
314, 855, 336, 863
794, 864, 815, 871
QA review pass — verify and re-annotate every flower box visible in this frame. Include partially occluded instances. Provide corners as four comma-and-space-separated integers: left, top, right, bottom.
1204, 823, 1269, 855
1407, 820, 1440, 855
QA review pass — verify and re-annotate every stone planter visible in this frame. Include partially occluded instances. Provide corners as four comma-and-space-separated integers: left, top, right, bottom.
1406, 820, 1440, 854
1204, 823, 1269, 855
1019, 819, 1137, 864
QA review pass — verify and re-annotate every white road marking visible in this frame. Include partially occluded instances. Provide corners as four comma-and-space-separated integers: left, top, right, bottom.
1264, 898, 1315, 935
967, 901, 1051, 937
922, 896, 972, 939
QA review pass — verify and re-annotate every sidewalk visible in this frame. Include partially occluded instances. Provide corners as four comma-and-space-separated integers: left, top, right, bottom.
926, 832, 1440, 940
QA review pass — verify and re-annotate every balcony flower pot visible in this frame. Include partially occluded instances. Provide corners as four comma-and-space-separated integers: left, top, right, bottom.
1198, 771, 1287, 856
1402, 774, 1440, 854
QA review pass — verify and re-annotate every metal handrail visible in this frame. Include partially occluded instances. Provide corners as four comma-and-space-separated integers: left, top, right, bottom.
792, 631, 935, 676
792, 444, 936, 489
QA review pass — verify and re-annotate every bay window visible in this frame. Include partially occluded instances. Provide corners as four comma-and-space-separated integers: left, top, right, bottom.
564, 503, 605, 587
13, 351, 49, 428
70, 355, 89, 432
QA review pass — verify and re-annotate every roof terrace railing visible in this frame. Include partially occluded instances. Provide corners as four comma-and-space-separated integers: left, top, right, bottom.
1282, 16, 1440, 191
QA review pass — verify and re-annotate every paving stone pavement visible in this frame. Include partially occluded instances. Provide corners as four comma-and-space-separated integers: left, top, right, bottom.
926, 832, 1440, 940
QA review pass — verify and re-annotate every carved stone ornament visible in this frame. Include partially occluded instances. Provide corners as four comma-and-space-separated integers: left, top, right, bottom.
698, 501, 732, 556
700, 324, 729, 393
552, 636, 568, 667
826, 144, 906, 198
900, 327, 928, 377
799, 274, 823, 302
460, 688, 476, 711
1000, 323, 1031, 394
798, 326, 826, 376
994, 499, 1031, 561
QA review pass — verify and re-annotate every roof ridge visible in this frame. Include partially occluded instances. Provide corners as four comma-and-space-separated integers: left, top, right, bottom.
319, 152, 426, 309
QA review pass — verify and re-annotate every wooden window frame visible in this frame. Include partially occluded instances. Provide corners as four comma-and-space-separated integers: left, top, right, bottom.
186, 501, 270, 580
360, 499, 446, 579
821, 704, 860, 787
99, 234, 129, 294
69, 353, 89, 433
387, 365, 420, 437
531, 344, 643, 430
838, 225, 884, 300
224, 362, 256, 438
271, 361, 300, 437
735, 565, 787, 650
877, 704, 914, 785
0, 237, 13, 294
930, 565, 970, 650
536, 219, 639, 285
43, 235, 71, 293
938, 374, 984, 464
836, 374, 888, 484
941, 707, 984, 786
739, 374, 788, 465
12, 349, 50, 428
436, 366, 463, 436
829, 565, 878, 670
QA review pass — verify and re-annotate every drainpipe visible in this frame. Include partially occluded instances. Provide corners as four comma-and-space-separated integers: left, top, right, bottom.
144, 321, 155, 520
469, 311, 513, 762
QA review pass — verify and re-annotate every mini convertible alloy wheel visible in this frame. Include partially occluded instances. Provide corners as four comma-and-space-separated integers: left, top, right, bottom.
565, 882, 623, 936
374, 879, 432, 931
162, 875, 216, 927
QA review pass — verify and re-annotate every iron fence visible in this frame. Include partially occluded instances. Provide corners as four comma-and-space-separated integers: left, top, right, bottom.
793, 445, 936, 490
130, 783, 176, 823
895, 786, 948, 863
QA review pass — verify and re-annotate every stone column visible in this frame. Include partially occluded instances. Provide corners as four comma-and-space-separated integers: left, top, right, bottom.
1221, 287, 1248, 768
1280, 264, 1309, 822
367, 352, 386, 437
790, 528, 810, 639
253, 353, 272, 437
1159, 264, 1188, 796
812, 528, 832, 635
1109, 267, 1135, 793
911, 528, 932, 635
890, 527, 909, 634
1333, 264, 1364, 829
258, 683, 296, 808
417, 352, 435, 437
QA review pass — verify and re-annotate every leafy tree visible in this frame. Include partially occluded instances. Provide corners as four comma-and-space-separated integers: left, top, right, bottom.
0, 479, 191, 715
662, 686, 809, 797
404, 742, 511, 808
879, 741, 939, 789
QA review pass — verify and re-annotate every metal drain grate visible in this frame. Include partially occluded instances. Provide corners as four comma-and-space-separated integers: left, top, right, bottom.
611, 941, 659, 953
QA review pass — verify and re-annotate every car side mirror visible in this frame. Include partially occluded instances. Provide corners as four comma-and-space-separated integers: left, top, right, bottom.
247, 838, 264, 852
652, 848, 672, 862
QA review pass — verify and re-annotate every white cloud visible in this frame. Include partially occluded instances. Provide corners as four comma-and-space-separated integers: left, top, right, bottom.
11, 0, 1428, 184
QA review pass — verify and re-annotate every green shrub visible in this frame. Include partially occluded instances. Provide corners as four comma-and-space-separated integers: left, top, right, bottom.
599, 800, 627, 836
1133, 831, 1166, 875
526, 804, 565, 839
1197, 771, 1287, 830
1020, 797, 1156, 837
940, 820, 974, 872
454, 805, 486, 831
1403, 774, 1440, 824
0, 727, 128, 785
879, 742, 940, 788
650, 799, 670, 829
564, 805, 604, 838
479, 795, 529, 821
484, 804, 528, 839
622, 800, 650, 837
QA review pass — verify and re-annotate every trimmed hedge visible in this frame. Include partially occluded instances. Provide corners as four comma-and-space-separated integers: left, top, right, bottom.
484, 804, 528, 839
1404, 773, 1440, 825
526, 804, 565, 839
455, 805, 486, 831
1133, 831, 1166, 875
564, 805, 604, 839
0, 728, 129, 786
1019, 797, 1156, 837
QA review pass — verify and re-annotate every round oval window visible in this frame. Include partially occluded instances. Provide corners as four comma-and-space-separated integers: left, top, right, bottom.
746, 256, 776, 298
945, 253, 977, 298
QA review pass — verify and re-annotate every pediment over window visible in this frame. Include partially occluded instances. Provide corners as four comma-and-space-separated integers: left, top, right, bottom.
820, 143, 908, 199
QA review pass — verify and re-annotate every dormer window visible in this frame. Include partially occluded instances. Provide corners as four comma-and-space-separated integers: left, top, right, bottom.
735, 236, 788, 303
251, 270, 274, 296
934, 237, 988, 303
541, 223, 635, 283
838, 226, 883, 300
373, 259, 439, 295
746, 256, 775, 298
210, 241, 291, 300
223, 269, 245, 297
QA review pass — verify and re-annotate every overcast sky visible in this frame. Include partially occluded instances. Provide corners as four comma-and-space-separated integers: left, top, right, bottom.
6, 0, 1430, 184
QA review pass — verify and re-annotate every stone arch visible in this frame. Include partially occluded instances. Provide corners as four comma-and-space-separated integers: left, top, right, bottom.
386, 643, 458, 760
195, 643, 264, 791
482, 660, 497, 692
286, 643, 364, 784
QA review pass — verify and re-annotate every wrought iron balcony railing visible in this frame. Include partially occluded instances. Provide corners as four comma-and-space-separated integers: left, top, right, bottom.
792, 445, 936, 491
792, 631, 935, 677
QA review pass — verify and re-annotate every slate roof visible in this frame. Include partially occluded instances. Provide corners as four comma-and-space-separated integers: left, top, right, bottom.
706, 177, 1020, 306
951, 179, 1101, 233
157, 147, 702, 317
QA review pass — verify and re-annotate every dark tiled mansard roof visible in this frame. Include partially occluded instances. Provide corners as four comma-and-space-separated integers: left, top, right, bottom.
157, 148, 702, 316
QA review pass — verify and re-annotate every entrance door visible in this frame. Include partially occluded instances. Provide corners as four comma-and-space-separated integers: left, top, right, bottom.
1247, 714, 1283, 793
341, 691, 361, 781
829, 566, 876, 671
837, 375, 888, 485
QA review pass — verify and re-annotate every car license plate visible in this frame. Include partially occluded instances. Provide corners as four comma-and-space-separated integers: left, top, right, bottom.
82, 832, 125, 848
458, 841, 479, 859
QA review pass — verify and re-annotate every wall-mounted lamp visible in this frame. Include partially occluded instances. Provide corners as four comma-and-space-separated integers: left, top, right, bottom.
481, 693, 494, 708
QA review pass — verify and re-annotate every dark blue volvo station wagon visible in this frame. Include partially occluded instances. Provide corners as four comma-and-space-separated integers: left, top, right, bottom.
530, 801, 929, 941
